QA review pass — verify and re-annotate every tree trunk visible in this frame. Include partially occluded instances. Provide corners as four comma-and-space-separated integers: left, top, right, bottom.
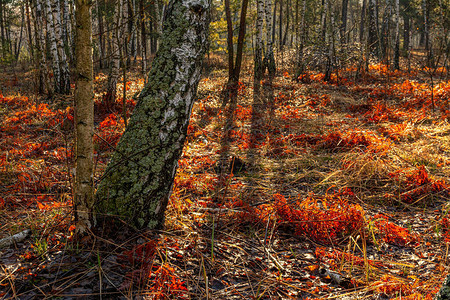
45, 0, 62, 94
33, 0, 51, 95
264, 0, 276, 75
255, 0, 264, 80
0, 0, 6, 58
295, 0, 306, 78
360, 0, 366, 43
96, 0, 105, 69
52, 0, 71, 94
95, 0, 210, 230
368, 0, 379, 57
63, 0, 73, 61
26, 0, 33, 59
279, 0, 282, 49
281, 0, 289, 48
233, 0, 249, 82
393, 0, 400, 69
224, 0, 234, 81
104, 0, 122, 108
403, 14, 410, 56
15, 4, 25, 61
139, 0, 147, 75
340, 0, 349, 44
74, 0, 94, 233
380, 0, 391, 62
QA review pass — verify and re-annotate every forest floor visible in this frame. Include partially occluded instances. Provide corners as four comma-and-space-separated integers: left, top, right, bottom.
0, 55, 450, 299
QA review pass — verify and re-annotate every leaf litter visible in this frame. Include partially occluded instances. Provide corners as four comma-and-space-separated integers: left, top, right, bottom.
0, 57, 449, 299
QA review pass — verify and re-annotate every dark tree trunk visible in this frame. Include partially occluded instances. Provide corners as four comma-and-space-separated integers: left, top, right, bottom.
403, 14, 410, 56
368, 0, 379, 57
279, 0, 282, 49
360, 0, 366, 43
139, 0, 147, 74
95, 0, 210, 230
340, 0, 349, 44
26, 0, 33, 59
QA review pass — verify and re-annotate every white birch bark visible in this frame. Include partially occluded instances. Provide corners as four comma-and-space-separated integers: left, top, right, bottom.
45, 0, 61, 93
255, 0, 264, 79
264, 0, 275, 75
52, 0, 71, 94
62, 0, 72, 59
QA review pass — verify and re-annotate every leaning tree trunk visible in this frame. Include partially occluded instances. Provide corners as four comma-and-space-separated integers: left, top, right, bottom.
95, 0, 210, 229
74, 0, 94, 233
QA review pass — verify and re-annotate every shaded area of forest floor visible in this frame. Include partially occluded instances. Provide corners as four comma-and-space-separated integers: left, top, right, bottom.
1, 57, 450, 299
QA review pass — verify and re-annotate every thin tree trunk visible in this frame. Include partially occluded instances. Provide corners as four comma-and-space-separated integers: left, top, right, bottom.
105, 0, 122, 108
33, 0, 51, 95
15, 4, 25, 61
393, 0, 400, 69
255, 0, 264, 80
368, 0, 379, 57
26, 0, 33, 59
52, 0, 71, 94
95, 0, 210, 230
46, 0, 62, 94
281, 0, 289, 48
139, 0, 147, 74
360, 0, 366, 43
96, 0, 104, 69
403, 14, 410, 56
0, 0, 6, 58
232, 0, 249, 82
224, 0, 234, 81
340, 0, 349, 44
265, 0, 276, 75
279, 0, 282, 48
295, 0, 306, 78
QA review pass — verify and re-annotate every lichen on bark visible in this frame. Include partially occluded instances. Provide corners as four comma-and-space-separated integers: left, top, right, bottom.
95, 0, 210, 229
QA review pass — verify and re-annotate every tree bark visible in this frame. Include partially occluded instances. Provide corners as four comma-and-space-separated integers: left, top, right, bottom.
52, 0, 71, 94
33, 0, 51, 95
264, 0, 276, 75
340, 0, 349, 44
26, 0, 33, 59
45, 0, 62, 94
104, 0, 122, 108
393, 0, 400, 69
403, 13, 410, 56
255, 0, 264, 80
95, 0, 210, 230
74, 0, 94, 233
368, 0, 379, 57
139, 0, 147, 74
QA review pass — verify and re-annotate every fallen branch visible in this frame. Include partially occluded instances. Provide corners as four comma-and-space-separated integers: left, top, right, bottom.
0, 229, 31, 249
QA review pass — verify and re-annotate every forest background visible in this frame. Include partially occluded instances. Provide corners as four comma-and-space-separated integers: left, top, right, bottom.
0, 0, 449, 298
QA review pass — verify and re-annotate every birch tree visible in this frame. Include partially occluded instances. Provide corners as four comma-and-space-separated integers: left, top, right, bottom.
95, 0, 210, 229
263, 0, 275, 76
104, 0, 122, 108
254, 0, 264, 80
